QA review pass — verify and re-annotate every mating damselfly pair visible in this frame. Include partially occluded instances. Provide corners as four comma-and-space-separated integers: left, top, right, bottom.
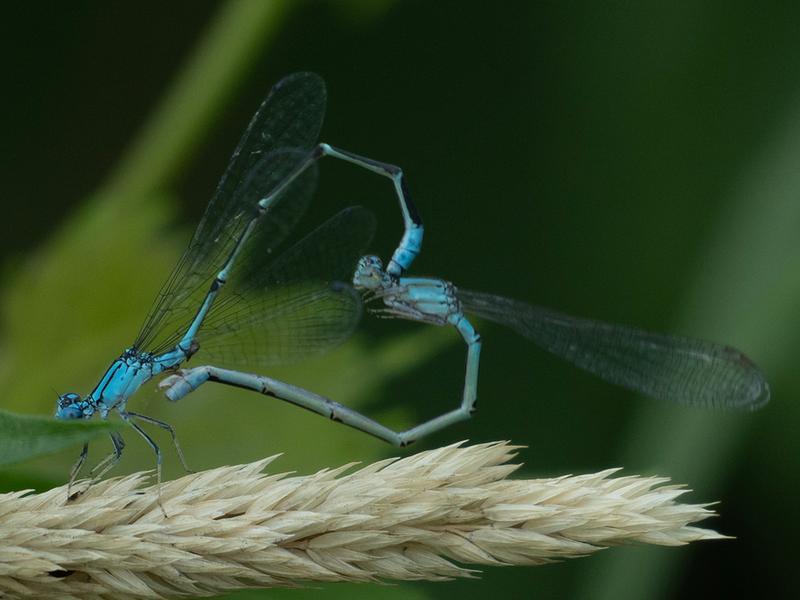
56, 73, 769, 492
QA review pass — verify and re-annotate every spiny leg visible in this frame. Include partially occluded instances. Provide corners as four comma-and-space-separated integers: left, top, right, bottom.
126, 411, 193, 473
121, 413, 167, 515
89, 431, 126, 482
67, 442, 89, 500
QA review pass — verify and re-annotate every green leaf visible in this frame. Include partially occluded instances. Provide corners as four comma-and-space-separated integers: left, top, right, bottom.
0, 409, 120, 466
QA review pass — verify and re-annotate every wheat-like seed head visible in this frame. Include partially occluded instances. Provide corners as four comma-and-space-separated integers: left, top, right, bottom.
0, 441, 725, 599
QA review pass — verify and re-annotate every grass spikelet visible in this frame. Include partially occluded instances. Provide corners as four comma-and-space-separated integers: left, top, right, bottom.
0, 441, 725, 599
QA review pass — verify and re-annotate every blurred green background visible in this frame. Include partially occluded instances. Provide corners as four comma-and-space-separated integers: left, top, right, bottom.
1, 1, 797, 598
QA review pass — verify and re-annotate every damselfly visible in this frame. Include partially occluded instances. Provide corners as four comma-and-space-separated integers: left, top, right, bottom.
58, 73, 769, 495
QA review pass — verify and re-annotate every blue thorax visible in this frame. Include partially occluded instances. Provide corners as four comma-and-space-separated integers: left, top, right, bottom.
56, 345, 188, 420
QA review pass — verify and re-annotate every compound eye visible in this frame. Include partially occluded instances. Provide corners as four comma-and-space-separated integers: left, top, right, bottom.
58, 392, 81, 408
55, 393, 86, 420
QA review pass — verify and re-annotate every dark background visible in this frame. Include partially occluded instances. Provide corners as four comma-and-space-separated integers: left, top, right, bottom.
1, 2, 798, 599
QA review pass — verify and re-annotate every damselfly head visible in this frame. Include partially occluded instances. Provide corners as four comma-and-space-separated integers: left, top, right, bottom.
353, 255, 389, 291
55, 392, 92, 420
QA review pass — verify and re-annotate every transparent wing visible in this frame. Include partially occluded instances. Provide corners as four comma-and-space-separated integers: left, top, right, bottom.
134, 73, 326, 353
136, 148, 318, 354
457, 289, 770, 410
198, 206, 377, 366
